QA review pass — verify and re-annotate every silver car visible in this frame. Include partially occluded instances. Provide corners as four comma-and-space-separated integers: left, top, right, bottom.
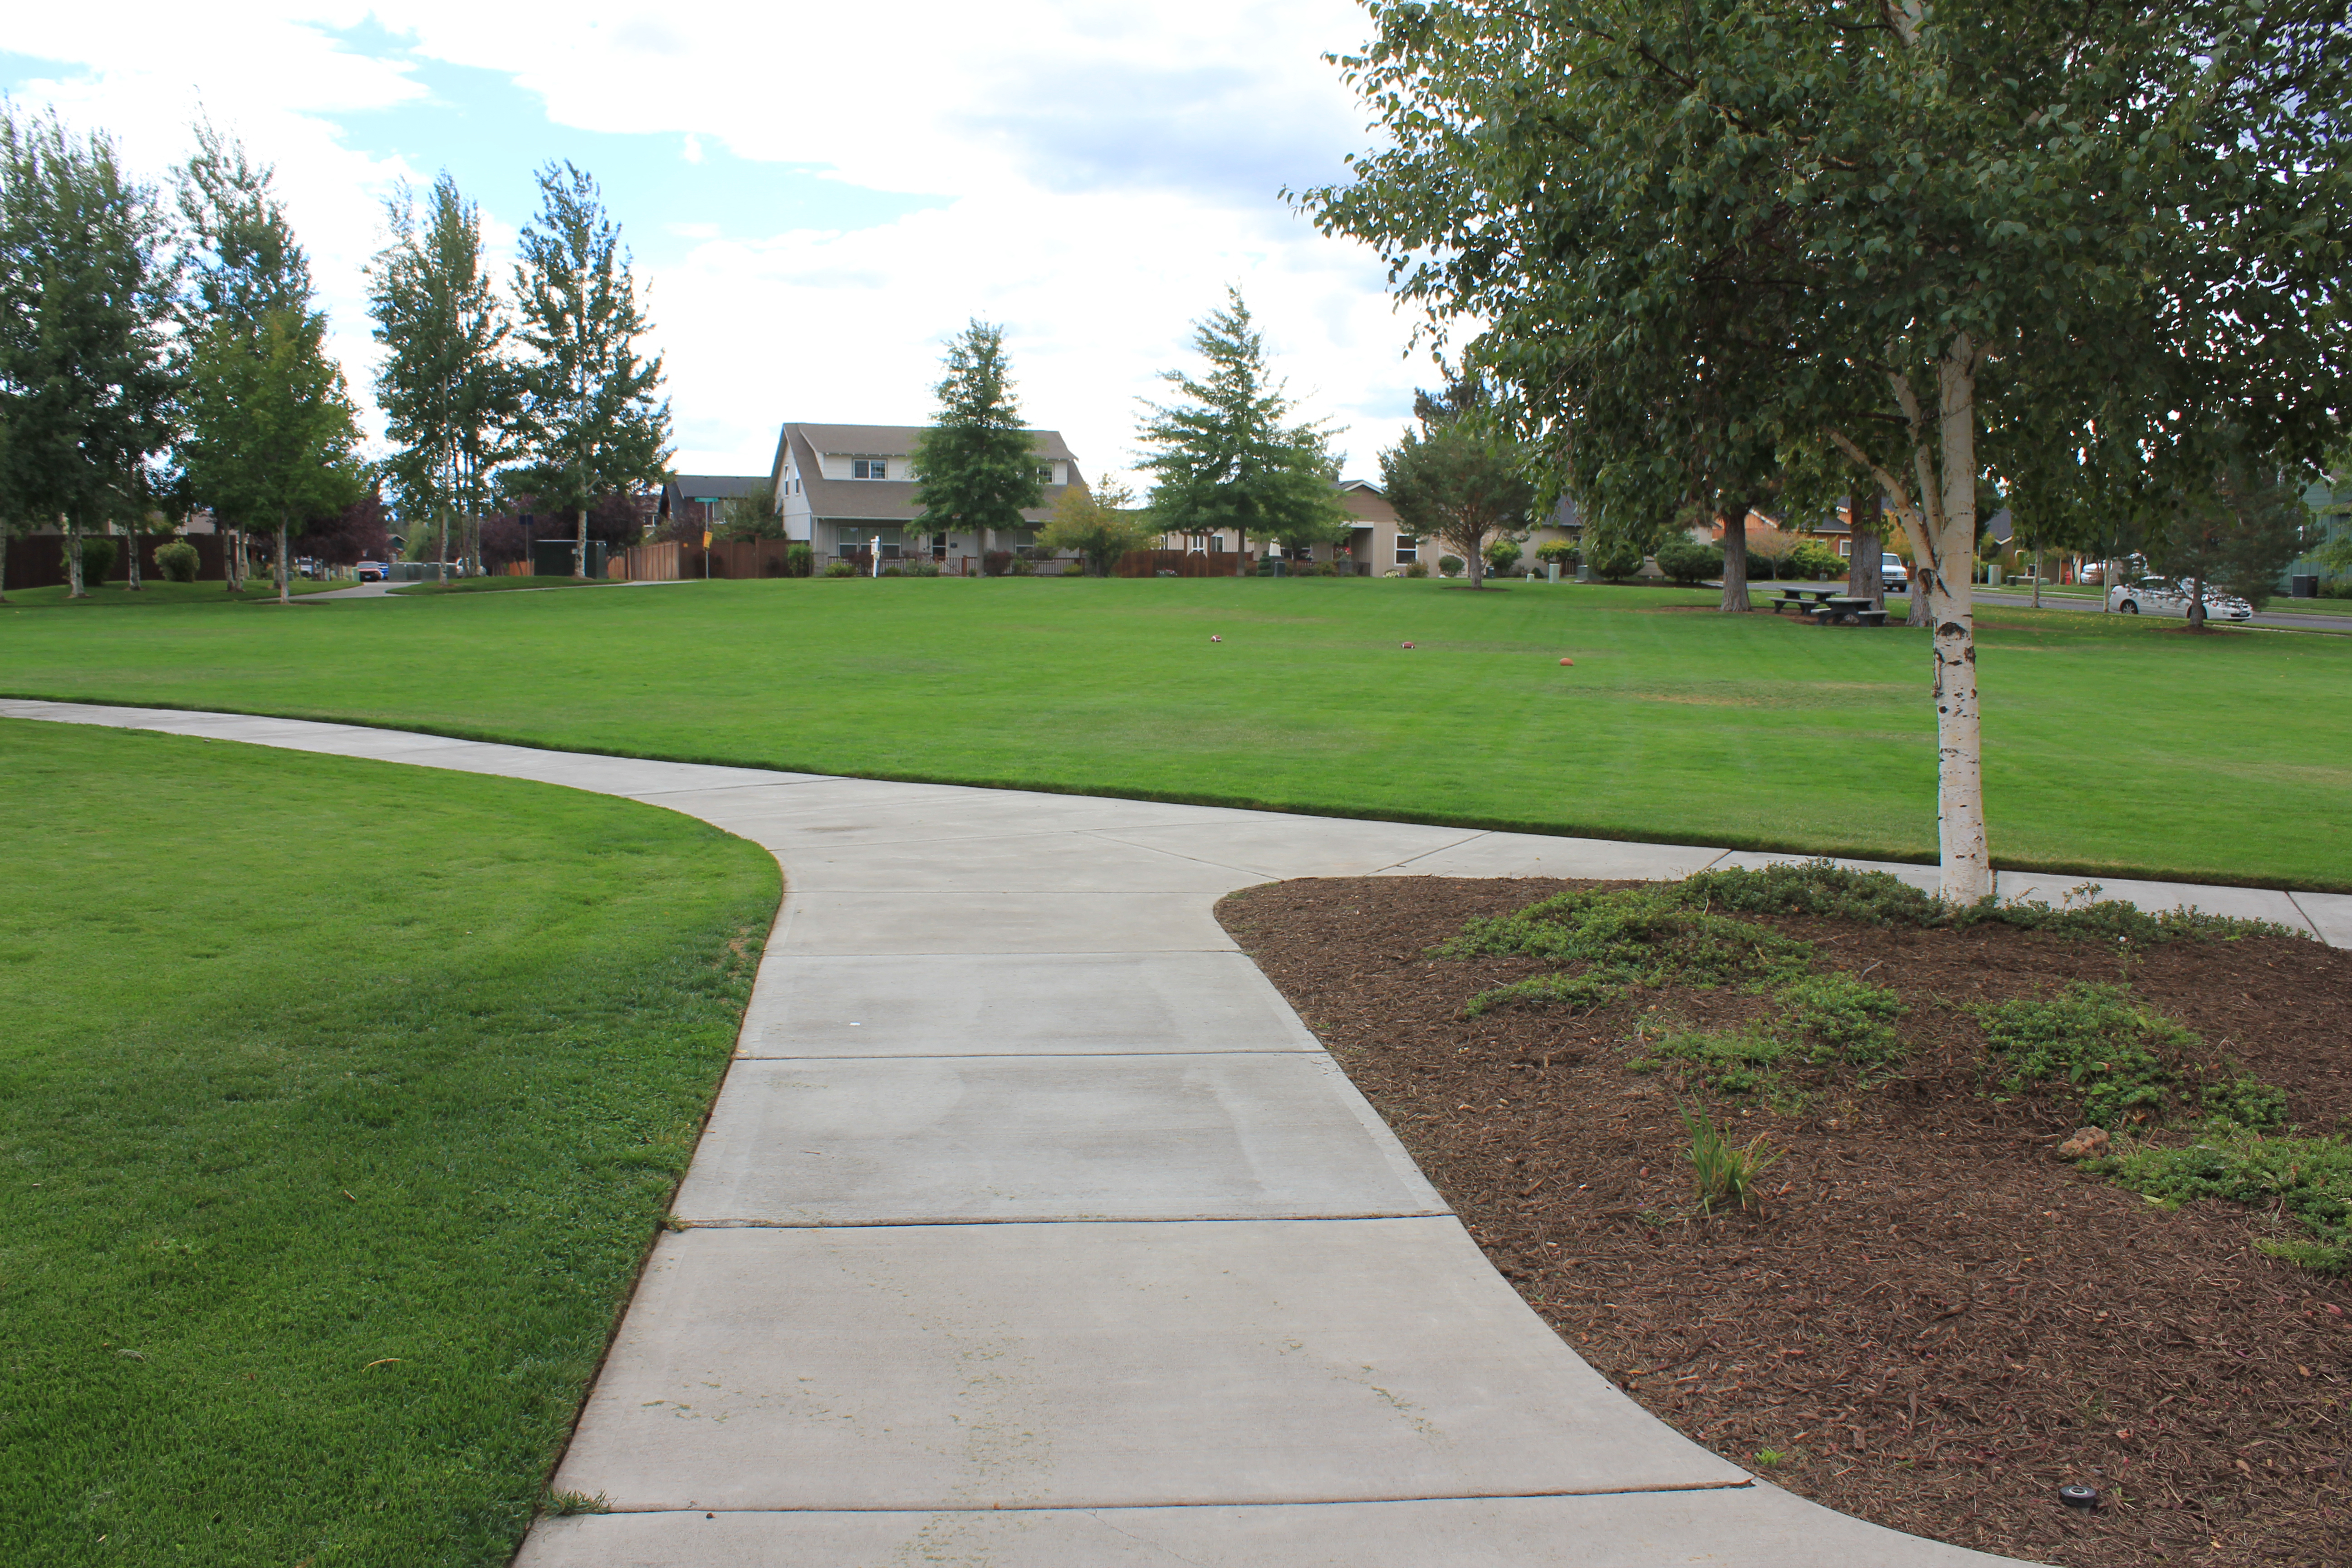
2106, 576, 2253, 620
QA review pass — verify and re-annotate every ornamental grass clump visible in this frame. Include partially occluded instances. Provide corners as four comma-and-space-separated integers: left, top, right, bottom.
1682, 1102, 1782, 1215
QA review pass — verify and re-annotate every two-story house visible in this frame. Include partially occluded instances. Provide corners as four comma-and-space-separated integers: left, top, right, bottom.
769, 422, 1085, 571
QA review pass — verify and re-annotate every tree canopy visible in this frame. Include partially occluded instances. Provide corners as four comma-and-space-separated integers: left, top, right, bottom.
1379, 380, 1536, 590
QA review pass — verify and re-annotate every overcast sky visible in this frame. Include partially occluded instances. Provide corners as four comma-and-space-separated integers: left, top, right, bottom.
3, 1, 1444, 490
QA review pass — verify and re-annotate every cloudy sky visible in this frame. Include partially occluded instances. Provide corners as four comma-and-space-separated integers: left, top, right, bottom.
3, 1, 1443, 489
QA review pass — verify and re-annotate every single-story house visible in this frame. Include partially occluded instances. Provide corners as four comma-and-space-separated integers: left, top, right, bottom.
1153, 479, 1431, 574
769, 422, 1085, 571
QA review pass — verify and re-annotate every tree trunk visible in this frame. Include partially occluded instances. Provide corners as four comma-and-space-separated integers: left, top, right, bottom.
1850, 492, 1884, 610
0, 524, 10, 603
2030, 544, 2043, 610
1465, 530, 1485, 589
67, 518, 86, 598
1833, 338, 1991, 905
437, 505, 451, 584
574, 504, 588, 579
276, 518, 292, 605
125, 523, 142, 591
2188, 569, 2207, 631
1718, 503, 1752, 612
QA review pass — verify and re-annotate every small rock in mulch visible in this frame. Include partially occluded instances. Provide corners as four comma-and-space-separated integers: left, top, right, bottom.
1219, 875, 2352, 1568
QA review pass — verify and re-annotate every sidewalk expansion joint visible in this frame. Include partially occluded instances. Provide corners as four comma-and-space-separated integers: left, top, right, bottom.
670, 1210, 1457, 1229
595, 1480, 1759, 1516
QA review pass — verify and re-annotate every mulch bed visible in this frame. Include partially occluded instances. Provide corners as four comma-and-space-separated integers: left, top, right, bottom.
1217, 877, 2352, 1568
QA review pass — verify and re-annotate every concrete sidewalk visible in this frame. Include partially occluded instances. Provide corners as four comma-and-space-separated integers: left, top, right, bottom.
15, 699, 2339, 1566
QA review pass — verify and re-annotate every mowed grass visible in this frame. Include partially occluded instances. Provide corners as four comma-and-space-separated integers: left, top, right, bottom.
0, 720, 777, 1566
1, 577, 351, 608
3, 575, 2347, 887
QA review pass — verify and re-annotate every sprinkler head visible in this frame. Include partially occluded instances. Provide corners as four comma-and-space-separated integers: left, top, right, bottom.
2058, 1485, 2098, 1512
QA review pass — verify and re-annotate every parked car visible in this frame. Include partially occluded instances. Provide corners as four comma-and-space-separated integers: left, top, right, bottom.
2106, 576, 2253, 621
355, 561, 388, 582
1877, 551, 1909, 593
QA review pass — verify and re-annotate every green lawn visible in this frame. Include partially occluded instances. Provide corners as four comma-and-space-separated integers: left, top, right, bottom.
0, 720, 776, 1567
0, 577, 352, 608
4, 576, 2347, 887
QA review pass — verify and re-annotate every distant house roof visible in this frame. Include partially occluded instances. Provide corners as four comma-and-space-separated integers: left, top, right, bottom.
670, 475, 771, 504
769, 422, 1083, 526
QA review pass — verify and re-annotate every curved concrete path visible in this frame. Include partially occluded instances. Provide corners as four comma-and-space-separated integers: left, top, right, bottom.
12, 699, 2346, 1566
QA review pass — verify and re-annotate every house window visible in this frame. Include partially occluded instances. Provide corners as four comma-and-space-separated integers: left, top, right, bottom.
1208, 535, 1224, 553
852, 458, 888, 479
932, 532, 948, 560
1396, 534, 1419, 564
1034, 463, 1054, 484
836, 524, 902, 559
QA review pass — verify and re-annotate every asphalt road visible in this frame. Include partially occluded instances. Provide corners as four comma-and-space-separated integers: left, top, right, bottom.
1968, 588, 2352, 633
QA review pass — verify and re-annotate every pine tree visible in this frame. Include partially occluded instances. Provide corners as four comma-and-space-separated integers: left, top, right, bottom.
0, 108, 176, 599
909, 321, 1042, 559
1135, 290, 1347, 564
511, 163, 669, 578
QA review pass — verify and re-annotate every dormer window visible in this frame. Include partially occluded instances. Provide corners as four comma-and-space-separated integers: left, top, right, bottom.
852, 458, 889, 479
1034, 463, 1054, 484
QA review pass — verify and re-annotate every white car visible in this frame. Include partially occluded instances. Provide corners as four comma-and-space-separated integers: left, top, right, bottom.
2106, 576, 2253, 621
1878, 551, 1909, 593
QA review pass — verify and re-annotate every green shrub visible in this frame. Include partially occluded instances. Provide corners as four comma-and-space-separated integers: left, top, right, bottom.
1404, 562, 1429, 578
1654, 536, 1723, 585
1974, 982, 2202, 1127
784, 544, 814, 578
880, 566, 904, 577
1583, 533, 1646, 580
1534, 540, 1577, 566
1631, 1027, 1794, 1096
911, 559, 941, 578
2101, 1126, 2351, 1273
823, 560, 854, 578
154, 539, 201, 583
1773, 970, 1906, 1069
1486, 539, 1523, 574
75, 536, 118, 583
1062, 562, 1084, 576
1437, 554, 1465, 576
1788, 541, 1844, 580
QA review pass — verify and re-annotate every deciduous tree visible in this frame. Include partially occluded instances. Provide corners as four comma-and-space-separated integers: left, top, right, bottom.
1039, 476, 1153, 576
512, 163, 670, 579
1305, 0, 2349, 902
0, 108, 176, 600
1378, 380, 1535, 591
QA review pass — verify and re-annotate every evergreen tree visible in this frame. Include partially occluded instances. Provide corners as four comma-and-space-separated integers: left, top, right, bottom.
174, 122, 362, 604
512, 163, 670, 578
0, 108, 176, 600
909, 320, 1042, 558
1135, 289, 1348, 563
369, 173, 518, 580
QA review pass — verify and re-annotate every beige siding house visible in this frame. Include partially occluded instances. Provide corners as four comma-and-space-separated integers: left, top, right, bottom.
769, 422, 1085, 572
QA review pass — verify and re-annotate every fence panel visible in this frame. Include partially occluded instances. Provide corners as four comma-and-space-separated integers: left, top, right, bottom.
1115, 549, 1247, 578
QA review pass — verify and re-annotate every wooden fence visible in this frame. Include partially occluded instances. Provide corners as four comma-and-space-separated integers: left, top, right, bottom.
4, 533, 230, 590
1115, 549, 1250, 578
614, 539, 806, 582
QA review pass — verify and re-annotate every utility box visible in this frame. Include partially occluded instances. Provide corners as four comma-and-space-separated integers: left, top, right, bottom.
2290, 574, 2318, 598
531, 539, 607, 578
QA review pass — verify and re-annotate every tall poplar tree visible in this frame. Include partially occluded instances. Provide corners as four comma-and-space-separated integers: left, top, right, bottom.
175, 122, 361, 604
369, 173, 518, 581
909, 320, 1041, 559
512, 163, 669, 578
1135, 289, 1348, 561
0, 108, 176, 599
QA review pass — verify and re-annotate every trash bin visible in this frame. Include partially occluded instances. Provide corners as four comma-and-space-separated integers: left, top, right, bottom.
531, 539, 608, 578
2290, 574, 2318, 598
1986, 564, 2003, 587
1547, 562, 1560, 583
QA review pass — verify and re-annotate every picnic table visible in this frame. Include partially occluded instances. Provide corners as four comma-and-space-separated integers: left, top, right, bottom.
1805, 595, 1888, 627
1770, 588, 1842, 615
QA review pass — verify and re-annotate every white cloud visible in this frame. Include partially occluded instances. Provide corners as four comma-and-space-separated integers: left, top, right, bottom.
5, 0, 1436, 486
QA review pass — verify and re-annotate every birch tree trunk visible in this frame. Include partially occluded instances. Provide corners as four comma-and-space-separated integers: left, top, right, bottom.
1832, 334, 1991, 905
574, 504, 588, 579
277, 514, 291, 606
125, 522, 142, 591
437, 505, 451, 584
67, 519, 86, 598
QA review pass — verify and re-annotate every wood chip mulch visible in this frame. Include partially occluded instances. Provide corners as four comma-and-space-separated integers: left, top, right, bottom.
1217, 876, 2352, 1568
